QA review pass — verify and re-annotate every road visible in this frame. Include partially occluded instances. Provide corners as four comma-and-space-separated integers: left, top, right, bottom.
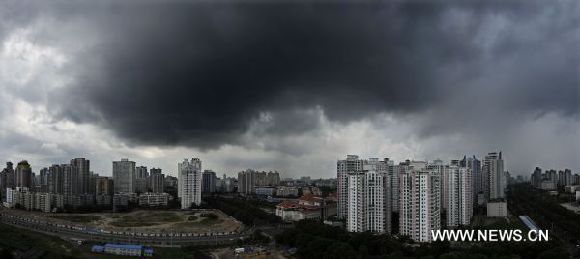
0, 211, 250, 246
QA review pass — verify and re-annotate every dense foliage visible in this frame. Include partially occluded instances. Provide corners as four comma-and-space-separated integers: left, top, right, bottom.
275, 220, 565, 258
508, 183, 580, 257
0, 223, 81, 258
203, 196, 281, 226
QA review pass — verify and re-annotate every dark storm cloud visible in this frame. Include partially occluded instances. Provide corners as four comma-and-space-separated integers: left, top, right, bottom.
38, 1, 578, 149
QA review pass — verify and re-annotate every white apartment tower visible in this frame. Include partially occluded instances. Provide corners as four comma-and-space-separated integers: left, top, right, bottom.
346, 171, 366, 233
399, 164, 441, 242
345, 158, 391, 234
447, 166, 473, 227
337, 155, 364, 220
178, 158, 202, 209
484, 152, 505, 200
427, 160, 449, 211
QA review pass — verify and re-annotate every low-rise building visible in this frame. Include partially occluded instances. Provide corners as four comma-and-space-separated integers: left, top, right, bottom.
539, 181, 556, 190
96, 194, 112, 207
255, 187, 276, 196
487, 201, 508, 217
275, 195, 332, 221
565, 185, 580, 193
5, 187, 20, 208
275, 200, 303, 221
103, 244, 143, 257
113, 193, 131, 212
34, 192, 52, 213
138, 192, 169, 207
276, 186, 298, 197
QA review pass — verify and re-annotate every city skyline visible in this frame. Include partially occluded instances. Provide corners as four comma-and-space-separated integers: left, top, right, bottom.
0, 1, 578, 178
1, 151, 579, 180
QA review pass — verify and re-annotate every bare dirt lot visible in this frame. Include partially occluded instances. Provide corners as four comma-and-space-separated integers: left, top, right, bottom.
4, 209, 242, 234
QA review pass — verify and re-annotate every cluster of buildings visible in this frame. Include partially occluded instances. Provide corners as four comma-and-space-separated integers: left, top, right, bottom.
0, 158, 179, 212
530, 167, 580, 201
336, 152, 508, 242
237, 170, 281, 195
0, 156, 334, 213
530, 167, 580, 191
235, 170, 335, 198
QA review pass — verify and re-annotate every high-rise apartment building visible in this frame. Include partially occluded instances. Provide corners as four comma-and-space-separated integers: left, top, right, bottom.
483, 152, 505, 200
399, 164, 441, 242
387, 162, 399, 213
15, 160, 32, 189
0, 162, 15, 200
134, 166, 148, 193
71, 158, 90, 194
531, 167, 542, 188
345, 158, 391, 234
202, 170, 217, 193
178, 158, 202, 209
427, 159, 449, 211
148, 168, 165, 193
461, 156, 481, 205
237, 170, 256, 194
447, 166, 473, 227
89, 171, 98, 194
558, 169, 572, 187
337, 155, 365, 219
136, 166, 148, 179
267, 171, 280, 186
62, 164, 78, 195
218, 175, 236, 193
113, 159, 136, 193
39, 168, 49, 193
547, 169, 557, 183
96, 176, 114, 195
47, 164, 64, 194
237, 170, 280, 195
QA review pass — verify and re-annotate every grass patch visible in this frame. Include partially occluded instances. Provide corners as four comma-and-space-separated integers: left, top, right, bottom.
175, 214, 222, 228
109, 221, 159, 227
144, 212, 182, 222
109, 211, 182, 227
200, 213, 218, 220
0, 223, 81, 258
50, 215, 101, 223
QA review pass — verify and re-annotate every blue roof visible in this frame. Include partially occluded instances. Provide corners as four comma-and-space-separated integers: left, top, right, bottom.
144, 248, 154, 253
91, 245, 104, 252
104, 244, 143, 250
519, 216, 539, 231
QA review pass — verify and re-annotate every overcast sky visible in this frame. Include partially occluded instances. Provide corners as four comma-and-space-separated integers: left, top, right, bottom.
0, 0, 578, 178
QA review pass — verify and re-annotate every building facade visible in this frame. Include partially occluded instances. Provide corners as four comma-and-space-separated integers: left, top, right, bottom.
447, 166, 473, 227
71, 158, 90, 194
337, 155, 365, 220
148, 168, 165, 193
15, 161, 32, 189
202, 170, 217, 193
483, 152, 505, 201
178, 158, 202, 209
113, 159, 136, 193
399, 165, 441, 242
